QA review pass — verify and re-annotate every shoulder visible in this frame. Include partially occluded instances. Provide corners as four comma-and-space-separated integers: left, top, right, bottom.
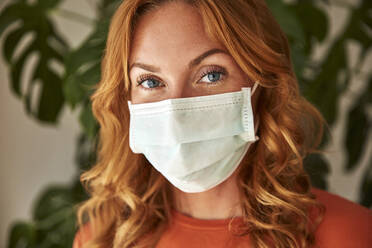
73, 223, 93, 248
310, 187, 372, 248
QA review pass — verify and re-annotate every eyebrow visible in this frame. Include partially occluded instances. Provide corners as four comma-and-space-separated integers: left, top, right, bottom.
129, 48, 228, 73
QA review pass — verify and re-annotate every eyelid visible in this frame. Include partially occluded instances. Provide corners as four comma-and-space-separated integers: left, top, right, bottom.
197, 65, 227, 83
136, 74, 165, 87
136, 73, 162, 84
135, 64, 228, 89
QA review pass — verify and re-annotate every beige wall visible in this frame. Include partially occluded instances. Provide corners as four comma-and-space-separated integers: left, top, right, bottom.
0, 0, 96, 246
0, 0, 370, 246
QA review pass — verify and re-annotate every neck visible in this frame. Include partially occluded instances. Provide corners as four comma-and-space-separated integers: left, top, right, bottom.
171, 169, 242, 220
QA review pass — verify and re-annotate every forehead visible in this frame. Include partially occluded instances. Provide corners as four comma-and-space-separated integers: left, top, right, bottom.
129, 2, 224, 66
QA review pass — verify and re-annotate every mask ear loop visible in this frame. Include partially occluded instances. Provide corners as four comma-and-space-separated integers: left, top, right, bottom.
252, 80, 260, 140
251, 80, 259, 95
253, 118, 260, 140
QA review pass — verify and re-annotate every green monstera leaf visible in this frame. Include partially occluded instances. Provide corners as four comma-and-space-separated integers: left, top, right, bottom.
345, 94, 371, 172
1, 0, 372, 247
360, 158, 372, 207
8, 222, 37, 248
7, 183, 86, 248
62, 0, 121, 139
0, 0, 68, 123
302, 0, 372, 126
63, 19, 108, 139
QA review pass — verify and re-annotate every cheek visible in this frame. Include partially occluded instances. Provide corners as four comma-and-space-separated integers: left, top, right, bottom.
130, 87, 161, 104
129, 87, 141, 104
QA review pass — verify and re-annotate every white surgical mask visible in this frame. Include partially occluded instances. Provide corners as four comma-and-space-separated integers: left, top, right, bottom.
128, 82, 259, 193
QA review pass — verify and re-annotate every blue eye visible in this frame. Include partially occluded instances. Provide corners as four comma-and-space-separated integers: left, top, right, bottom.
141, 79, 161, 88
136, 66, 226, 91
200, 70, 225, 84
203, 72, 221, 82
136, 75, 165, 90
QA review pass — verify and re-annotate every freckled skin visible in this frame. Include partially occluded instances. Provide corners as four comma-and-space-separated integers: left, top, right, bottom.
128, 1, 260, 220
129, 1, 256, 104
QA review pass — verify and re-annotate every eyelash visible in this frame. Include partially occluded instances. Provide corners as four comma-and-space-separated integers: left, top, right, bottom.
136, 74, 163, 91
136, 65, 227, 91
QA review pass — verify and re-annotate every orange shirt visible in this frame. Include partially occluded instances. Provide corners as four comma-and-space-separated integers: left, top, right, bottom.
156, 209, 251, 248
73, 187, 372, 247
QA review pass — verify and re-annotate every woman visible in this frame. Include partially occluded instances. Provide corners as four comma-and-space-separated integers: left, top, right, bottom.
73, 0, 371, 247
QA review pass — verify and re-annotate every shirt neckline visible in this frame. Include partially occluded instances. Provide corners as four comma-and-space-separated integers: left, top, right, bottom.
170, 208, 245, 231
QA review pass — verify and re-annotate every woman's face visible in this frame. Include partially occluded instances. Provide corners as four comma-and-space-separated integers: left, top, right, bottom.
129, 1, 254, 104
